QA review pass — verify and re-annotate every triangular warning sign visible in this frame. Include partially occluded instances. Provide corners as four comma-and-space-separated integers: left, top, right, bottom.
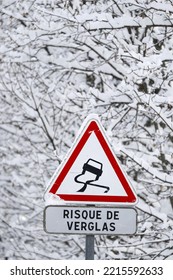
47, 115, 137, 204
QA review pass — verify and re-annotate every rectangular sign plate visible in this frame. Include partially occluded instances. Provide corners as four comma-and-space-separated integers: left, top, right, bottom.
44, 205, 137, 235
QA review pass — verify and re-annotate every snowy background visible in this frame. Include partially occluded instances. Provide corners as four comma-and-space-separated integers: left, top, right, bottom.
0, 0, 173, 259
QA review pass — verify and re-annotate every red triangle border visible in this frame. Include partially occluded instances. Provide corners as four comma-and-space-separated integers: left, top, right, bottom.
49, 120, 137, 204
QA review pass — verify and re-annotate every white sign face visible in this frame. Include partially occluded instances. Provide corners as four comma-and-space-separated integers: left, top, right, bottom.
44, 206, 137, 235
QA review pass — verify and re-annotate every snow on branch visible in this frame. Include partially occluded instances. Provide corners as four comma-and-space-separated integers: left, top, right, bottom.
121, 147, 173, 185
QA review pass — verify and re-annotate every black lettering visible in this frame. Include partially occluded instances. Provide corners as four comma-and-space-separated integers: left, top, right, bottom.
88, 210, 95, 219
88, 222, 94, 230
28, 268, 32, 275
110, 222, 116, 231
102, 222, 108, 231
74, 222, 80, 230
54, 269, 60, 275
10, 269, 14, 276
81, 222, 87, 230
74, 210, 80, 219
35, 269, 41, 275
107, 211, 112, 219
82, 210, 88, 219
95, 222, 101, 231
114, 211, 119, 220
45, 269, 50, 276
65, 266, 71, 275
61, 268, 67, 275
96, 210, 101, 219
63, 209, 69, 218
67, 221, 73, 230
61, 269, 65, 275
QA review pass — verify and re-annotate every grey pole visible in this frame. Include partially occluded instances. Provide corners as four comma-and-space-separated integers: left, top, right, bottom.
85, 234, 94, 260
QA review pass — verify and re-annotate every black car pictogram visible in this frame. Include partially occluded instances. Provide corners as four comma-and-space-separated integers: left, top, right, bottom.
74, 158, 110, 193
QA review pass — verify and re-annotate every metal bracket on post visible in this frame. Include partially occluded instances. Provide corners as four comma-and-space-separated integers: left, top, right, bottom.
85, 234, 94, 260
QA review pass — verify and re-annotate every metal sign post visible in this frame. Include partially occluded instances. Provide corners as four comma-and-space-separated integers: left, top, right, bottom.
85, 234, 94, 260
